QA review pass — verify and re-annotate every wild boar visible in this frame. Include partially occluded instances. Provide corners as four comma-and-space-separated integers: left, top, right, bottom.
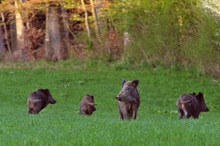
80, 94, 96, 116
176, 92, 209, 119
27, 88, 56, 114
116, 79, 140, 120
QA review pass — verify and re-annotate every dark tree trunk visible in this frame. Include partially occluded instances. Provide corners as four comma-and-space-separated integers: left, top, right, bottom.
61, 7, 69, 43
0, 12, 12, 56
10, 19, 17, 53
0, 27, 5, 54
45, 4, 68, 61
95, 0, 105, 35
90, 0, 101, 42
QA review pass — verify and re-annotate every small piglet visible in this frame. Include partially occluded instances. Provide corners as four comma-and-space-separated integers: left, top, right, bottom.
116, 79, 140, 120
176, 92, 209, 119
27, 88, 56, 114
80, 94, 96, 116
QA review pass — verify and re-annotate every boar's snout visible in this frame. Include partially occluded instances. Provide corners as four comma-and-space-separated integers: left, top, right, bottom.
116, 96, 122, 101
116, 92, 123, 101
204, 107, 209, 112
201, 102, 209, 112
91, 105, 96, 112
49, 98, 57, 104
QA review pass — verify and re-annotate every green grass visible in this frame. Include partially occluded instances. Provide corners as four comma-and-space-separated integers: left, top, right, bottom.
0, 60, 220, 146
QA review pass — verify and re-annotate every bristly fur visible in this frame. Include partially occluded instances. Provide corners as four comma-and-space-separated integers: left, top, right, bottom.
176, 92, 209, 119
80, 94, 96, 116
116, 79, 140, 120
27, 88, 56, 114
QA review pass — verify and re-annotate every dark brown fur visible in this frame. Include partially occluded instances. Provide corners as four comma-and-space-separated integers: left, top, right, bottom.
80, 94, 96, 116
116, 79, 140, 120
176, 92, 209, 119
27, 88, 56, 114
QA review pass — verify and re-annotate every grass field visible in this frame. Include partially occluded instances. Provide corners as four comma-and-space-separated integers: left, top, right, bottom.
0, 60, 220, 146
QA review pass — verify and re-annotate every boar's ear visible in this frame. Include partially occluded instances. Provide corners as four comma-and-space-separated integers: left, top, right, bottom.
44, 88, 50, 94
132, 80, 139, 88
44, 88, 52, 97
192, 92, 196, 95
197, 92, 205, 102
198, 92, 203, 98
90, 95, 94, 101
121, 79, 126, 87
45, 88, 49, 92
38, 88, 46, 93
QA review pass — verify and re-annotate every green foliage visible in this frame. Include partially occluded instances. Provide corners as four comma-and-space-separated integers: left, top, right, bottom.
0, 60, 220, 145
0, 0, 220, 77
62, 0, 79, 9
180, 8, 220, 74
108, 0, 220, 76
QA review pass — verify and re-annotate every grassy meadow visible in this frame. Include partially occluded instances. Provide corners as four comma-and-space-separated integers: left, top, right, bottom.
0, 60, 220, 146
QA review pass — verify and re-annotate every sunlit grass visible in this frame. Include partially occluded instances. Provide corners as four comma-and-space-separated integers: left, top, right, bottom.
0, 60, 220, 145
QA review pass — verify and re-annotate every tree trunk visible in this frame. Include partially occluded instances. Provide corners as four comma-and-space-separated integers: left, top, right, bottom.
0, 12, 12, 56
45, 4, 68, 61
61, 7, 70, 47
94, 0, 105, 35
45, 7, 50, 59
81, 0, 91, 40
15, 0, 25, 50
10, 18, 17, 53
90, 0, 101, 42
0, 26, 5, 54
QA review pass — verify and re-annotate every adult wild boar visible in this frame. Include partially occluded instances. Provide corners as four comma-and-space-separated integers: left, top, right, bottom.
27, 88, 56, 114
116, 79, 140, 120
80, 94, 96, 116
176, 92, 209, 119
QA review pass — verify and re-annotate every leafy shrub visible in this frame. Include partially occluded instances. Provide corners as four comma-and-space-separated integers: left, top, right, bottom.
108, 0, 220, 76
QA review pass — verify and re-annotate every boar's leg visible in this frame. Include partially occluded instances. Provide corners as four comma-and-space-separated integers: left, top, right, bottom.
28, 108, 34, 114
80, 111, 86, 115
132, 110, 137, 120
86, 106, 92, 116
182, 104, 191, 119
192, 114, 199, 119
132, 106, 138, 120
87, 111, 92, 116
28, 104, 34, 114
118, 104, 125, 120
80, 107, 88, 115
33, 102, 43, 114
189, 104, 199, 119
28, 101, 40, 114
120, 115, 124, 120
123, 112, 128, 120
29, 108, 39, 114
191, 111, 199, 119
178, 108, 184, 119
119, 108, 128, 120
184, 110, 191, 119
88, 104, 96, 112
119, 108, 124, 120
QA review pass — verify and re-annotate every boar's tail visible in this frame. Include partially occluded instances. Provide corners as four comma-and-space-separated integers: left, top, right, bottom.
180, 94, 194, 104
88, 103, 97, 106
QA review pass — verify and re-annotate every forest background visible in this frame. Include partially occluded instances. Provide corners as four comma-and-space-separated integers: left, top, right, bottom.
0, 0, 220, 76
